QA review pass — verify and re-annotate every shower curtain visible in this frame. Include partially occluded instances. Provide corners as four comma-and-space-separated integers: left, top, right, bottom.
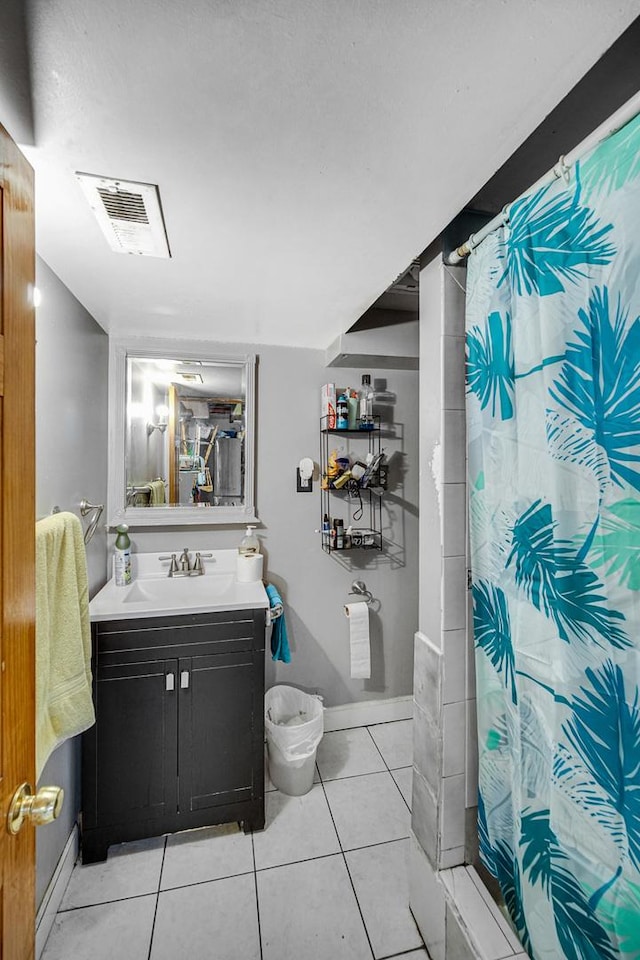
466, 113, 640, 960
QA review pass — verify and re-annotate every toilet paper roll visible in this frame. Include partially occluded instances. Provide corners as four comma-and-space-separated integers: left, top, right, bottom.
236, 553, 263, 583
344, 602, 371, 679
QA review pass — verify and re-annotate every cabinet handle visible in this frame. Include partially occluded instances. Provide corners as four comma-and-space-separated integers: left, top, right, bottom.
180, 671, 190, 690
166, 673, 175, 692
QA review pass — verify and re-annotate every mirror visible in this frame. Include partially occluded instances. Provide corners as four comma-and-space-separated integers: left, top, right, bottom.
108, 338, 257, 526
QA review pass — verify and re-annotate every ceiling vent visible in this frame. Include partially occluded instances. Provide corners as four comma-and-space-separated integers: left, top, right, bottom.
75, 172, 171, 258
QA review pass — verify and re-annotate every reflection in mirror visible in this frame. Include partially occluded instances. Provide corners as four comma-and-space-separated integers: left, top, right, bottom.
127, 357, 246, 508
108, 340, 257, 527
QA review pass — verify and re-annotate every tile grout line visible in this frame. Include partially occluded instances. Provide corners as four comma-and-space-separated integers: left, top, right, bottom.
250, 829, 264, 960
146, 835, 167, 960
318, 775, 376, 960
365, 725, 413, 812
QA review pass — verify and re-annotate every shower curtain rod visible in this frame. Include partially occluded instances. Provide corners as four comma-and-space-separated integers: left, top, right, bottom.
446, 88, 640, 265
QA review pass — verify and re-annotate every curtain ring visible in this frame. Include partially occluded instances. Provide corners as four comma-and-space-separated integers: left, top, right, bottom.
557, 155, 571, 184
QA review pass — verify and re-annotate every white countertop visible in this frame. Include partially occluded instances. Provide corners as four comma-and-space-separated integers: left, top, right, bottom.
90, 549, 269, 622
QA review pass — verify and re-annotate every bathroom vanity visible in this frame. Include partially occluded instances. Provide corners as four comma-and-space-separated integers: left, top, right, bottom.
81, 550, 268, 863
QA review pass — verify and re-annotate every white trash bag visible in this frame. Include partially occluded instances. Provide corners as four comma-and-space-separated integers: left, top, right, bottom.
264, 685, 324, 764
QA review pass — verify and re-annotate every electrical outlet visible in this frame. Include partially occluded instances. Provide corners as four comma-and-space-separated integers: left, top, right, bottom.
296, 468, 312, 492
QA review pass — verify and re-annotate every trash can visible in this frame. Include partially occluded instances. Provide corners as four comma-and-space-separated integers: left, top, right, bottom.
265, 685, 324, 796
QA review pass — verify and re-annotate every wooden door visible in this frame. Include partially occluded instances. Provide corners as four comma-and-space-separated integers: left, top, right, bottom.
0, 123, 37, 956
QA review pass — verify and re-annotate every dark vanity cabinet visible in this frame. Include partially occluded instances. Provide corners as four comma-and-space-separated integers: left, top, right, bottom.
81, 607, 266, 863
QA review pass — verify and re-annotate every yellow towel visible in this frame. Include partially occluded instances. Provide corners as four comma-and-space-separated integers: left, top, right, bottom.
35, 512, 95, 778
149, 479, 166, 505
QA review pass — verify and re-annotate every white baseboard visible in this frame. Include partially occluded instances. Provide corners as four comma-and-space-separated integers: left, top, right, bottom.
36, 824, 78, 960
323, 695, 413, 732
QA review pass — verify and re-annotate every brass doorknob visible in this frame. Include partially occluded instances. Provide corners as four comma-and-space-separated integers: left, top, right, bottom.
6, 782, 64, 835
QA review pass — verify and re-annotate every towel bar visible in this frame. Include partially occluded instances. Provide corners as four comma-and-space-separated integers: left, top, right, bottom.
80, 499, 104, 545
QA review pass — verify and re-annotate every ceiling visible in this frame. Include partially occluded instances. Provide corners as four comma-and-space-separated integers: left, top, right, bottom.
4, 1, 639, 349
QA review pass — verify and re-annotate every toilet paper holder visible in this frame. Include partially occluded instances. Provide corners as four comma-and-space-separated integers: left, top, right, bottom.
348, 580, 374, 604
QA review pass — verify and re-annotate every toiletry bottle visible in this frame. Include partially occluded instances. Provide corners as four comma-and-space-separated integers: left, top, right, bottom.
336, 392, 349, 430
347, 388, 358, 430
334, 518, 344, 549
322, 513, 331, 549
114, 524, 132, 586
239, 525, 259, 555
358, 374, 374, 430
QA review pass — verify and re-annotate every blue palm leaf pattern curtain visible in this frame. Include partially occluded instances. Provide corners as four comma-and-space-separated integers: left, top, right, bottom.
467, 112, 640, 960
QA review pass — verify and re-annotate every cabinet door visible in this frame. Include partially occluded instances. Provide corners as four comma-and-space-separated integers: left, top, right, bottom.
178, 652, 258, 813
94, 659, 178, 825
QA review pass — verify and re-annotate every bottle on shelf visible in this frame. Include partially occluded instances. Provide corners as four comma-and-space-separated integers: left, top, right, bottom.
334, 518, 345, 549
322, 514, 331, 548
346, 387, 358, 429
358, 374, 374, 430
336, 392, 349, 430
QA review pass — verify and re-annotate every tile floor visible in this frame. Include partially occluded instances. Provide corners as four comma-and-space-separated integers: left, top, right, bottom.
42, 719, 429, 960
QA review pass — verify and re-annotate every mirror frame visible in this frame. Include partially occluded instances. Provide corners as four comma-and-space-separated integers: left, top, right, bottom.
108, 336, 258, 527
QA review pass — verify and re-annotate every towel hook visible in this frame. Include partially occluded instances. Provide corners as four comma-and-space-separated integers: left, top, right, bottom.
80, 499, 104, 545
349, 580, 374, 604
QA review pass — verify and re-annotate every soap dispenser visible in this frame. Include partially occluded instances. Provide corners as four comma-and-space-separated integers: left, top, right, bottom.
239, 525, 259, 555
237, 525, 263, 582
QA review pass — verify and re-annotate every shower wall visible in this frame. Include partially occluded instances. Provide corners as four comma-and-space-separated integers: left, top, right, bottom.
410, 251, 524, 960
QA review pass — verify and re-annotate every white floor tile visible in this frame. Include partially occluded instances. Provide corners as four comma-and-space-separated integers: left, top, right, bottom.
150, 873, 260, 960
324, 771, 411, 850
257, 855, 371, 960
161, 823, 254, 890
392, 766, 413, 810
368, 719, 414, 769
253, 784, 340, 870
42, 895, 156, 960
61, 836, 165, 909
346, 839, 423, 959
316, 727, 387, 780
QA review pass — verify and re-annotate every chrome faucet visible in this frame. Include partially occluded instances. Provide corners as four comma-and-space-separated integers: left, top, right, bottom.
192, 552, 213, 574
159, 550, 213, 577
159, 553, 180, 577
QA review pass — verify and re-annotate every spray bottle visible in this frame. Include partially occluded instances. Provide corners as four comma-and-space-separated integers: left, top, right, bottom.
114, 524, 132, 586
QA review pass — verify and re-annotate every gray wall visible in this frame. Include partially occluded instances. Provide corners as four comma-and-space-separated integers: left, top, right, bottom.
131, 342, 419, 708
35, 257, 109, 908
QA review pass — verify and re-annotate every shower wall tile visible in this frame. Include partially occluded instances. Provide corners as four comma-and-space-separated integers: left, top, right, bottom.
466, 597, 476, 702
413, 631, 442, 723
411, 768, 439, 866
413, 702, 442, 798
442, 701, 465, 779
466, 698, 479, 808
441, 410, 466, 483
445, 904, 478, 960
442, 629, 466, 705
439, 846, 465, 870
440, 774, 465, 854
442, 336, 466, 410
442, 557, 467, 630
467, 866, 524, 954
409, 835, 446, 960
441, 483, 466, 557
443, 867, 515, 959
443, 266, 467, 338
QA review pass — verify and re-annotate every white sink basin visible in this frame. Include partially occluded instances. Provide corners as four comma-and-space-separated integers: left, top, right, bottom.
121, 574, 235, 604
90, 550, 268, 621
